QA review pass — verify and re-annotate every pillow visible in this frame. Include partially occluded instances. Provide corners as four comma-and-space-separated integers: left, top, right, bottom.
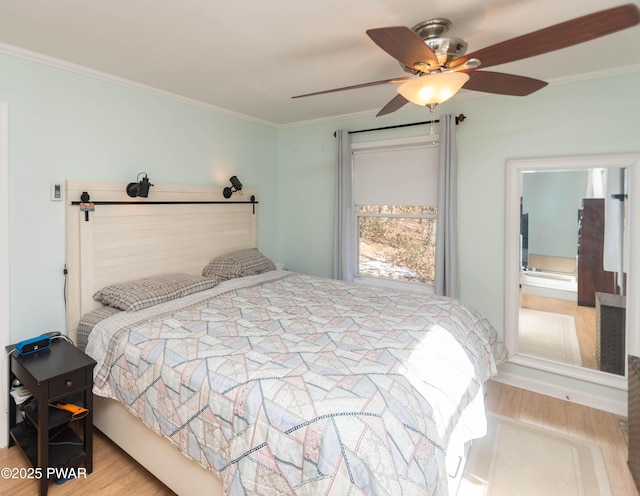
77, 305, 122, 350
93, 273, 219, 312
202, 248, 276, 280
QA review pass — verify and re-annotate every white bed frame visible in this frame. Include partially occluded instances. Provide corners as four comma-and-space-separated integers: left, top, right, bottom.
65, 180, 471, 496
65, 180, 260, 495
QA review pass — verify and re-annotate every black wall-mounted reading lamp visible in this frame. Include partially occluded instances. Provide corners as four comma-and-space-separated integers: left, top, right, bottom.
223, 175, 243, 199
126, 173, 153, 198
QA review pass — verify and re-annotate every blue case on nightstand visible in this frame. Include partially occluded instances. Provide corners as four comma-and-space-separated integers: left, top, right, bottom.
16, 334, 52, 356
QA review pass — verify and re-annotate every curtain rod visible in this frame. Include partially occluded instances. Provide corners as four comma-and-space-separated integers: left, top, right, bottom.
334, 114, 466, 137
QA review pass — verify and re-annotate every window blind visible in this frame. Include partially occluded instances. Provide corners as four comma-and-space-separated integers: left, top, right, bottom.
353, 144, 438, 206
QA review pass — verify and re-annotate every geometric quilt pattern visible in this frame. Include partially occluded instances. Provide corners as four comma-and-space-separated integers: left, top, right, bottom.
88, 272, 499, 495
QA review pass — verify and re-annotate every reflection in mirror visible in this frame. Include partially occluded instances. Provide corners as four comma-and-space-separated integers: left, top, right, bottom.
504, 154, 640, 390
519, 168, 627, 375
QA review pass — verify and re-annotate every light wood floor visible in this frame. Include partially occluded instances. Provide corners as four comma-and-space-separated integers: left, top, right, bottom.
486, 381, 637, 496
0, 428, 175, 496
520, 291, 599, 370
0, 382, 635, 495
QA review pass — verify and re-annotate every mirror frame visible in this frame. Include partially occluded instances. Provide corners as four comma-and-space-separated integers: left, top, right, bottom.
505, 153, 640, 389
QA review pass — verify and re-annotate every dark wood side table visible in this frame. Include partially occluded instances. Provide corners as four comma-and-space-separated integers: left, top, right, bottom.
6, 338, 96, 496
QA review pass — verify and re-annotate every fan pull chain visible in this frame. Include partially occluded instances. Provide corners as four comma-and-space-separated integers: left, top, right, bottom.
427, 104, 438, 144
429, 104, 436, 136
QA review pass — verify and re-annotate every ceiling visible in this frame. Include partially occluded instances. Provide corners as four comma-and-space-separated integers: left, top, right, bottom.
0, 0, 638, 125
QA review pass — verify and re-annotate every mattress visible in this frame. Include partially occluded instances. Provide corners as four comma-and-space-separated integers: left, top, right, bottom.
85, 270, 502, 495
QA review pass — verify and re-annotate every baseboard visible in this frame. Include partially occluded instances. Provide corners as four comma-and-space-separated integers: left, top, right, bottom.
491, 371, 627, 417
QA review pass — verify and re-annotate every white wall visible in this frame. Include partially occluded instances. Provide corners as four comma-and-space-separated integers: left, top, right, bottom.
0, 100, 9, 446
523, 170, 587, 259
0, 52, 280, 345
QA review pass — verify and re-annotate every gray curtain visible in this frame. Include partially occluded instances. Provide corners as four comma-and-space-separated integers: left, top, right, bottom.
435, 115, 459, 298
333, 129, 354, 281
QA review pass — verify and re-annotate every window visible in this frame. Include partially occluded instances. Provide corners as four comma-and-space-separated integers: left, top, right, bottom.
358, 205, 437, 284
352, 137, 439, 288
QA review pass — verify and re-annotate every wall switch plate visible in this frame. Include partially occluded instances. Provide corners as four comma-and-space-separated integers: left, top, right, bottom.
51, 182, 63, 201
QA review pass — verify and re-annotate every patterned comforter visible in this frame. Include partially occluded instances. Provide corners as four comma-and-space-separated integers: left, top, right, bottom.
86, 271, 501, 495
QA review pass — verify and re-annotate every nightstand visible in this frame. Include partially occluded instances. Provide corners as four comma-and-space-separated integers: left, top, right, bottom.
6, 338, 97, 496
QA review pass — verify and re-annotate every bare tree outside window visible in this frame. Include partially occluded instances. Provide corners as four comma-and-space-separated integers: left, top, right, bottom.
357, 205, 437, 285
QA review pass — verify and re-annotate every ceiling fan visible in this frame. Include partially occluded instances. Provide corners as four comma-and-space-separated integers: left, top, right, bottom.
292, 4, 640, 116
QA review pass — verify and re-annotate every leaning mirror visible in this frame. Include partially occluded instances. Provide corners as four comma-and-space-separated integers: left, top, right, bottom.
505, 154, 640, 389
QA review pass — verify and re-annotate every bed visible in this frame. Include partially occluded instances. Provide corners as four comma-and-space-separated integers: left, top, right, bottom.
65, 180, 503, 496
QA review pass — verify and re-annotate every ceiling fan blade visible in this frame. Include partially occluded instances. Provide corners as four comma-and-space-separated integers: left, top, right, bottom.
451, 3, 640, 69
376, 94, 409, 117
292, 77, 409, 99
461, 70, 548, 96
366, 26, 440, 71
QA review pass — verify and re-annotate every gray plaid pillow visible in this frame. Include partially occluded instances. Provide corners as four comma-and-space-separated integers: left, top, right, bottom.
93, 273, 219, 312
77, 305, 122, 350
202, 248, 276, 280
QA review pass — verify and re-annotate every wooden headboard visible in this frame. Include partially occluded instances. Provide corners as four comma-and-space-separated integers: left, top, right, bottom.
65, 180, 258, 341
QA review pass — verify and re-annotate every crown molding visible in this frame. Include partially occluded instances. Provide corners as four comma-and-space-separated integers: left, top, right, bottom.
0, 42, 278, 129
2, 41, 639, 130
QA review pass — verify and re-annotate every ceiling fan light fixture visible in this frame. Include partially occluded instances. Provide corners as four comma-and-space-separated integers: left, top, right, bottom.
397, 72, 469, 106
